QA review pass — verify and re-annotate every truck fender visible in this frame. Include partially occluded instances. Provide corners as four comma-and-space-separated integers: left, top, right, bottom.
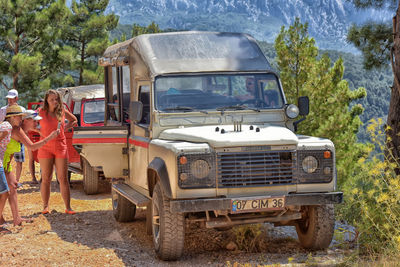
147, 157, 172, 198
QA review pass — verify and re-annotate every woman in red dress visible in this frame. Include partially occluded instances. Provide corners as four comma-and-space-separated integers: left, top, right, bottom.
38, 89, 77, 214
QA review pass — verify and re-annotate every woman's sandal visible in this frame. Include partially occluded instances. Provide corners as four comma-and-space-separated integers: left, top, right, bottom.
42, 210, 49, 215
0, 226, 11, 234
65, 210, 76, 215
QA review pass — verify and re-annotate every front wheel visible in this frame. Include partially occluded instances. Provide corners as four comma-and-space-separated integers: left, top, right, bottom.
295, 204, 335, 249
152, 183, 185, 260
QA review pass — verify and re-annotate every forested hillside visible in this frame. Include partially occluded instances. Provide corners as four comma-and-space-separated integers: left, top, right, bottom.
258, 41, 392, 143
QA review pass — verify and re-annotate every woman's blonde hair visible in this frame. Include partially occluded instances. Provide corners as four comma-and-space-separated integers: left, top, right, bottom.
43, 89, 63, 121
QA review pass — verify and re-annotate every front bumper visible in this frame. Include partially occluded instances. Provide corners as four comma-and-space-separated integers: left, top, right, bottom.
170, 192, 343, 213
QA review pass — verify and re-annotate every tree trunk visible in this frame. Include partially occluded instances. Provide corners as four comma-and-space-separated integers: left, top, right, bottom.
387, 2, 400, 174
79, 41, 85, 85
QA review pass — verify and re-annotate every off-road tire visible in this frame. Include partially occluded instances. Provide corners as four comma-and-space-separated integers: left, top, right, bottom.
112, 189, 136, 222
83, 159, 99, 195
152, 183, 185, 260
295, 204, 335, 249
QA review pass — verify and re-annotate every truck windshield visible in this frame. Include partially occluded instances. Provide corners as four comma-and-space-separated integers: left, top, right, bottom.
154, 74, 284, 112
83, 100, 105, 124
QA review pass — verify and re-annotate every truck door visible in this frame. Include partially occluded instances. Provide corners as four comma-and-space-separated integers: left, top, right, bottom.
128, 83, 151, 191
73, 65, 129, 179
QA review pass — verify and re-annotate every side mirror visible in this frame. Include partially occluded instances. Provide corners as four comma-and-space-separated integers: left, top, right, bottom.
129, 101, 143, 123
298, 96, 309, 116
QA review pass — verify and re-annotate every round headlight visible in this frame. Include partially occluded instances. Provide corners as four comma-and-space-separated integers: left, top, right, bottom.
190, 159, 210, 179
302, 156, 318, 173
286, 104, 299, 119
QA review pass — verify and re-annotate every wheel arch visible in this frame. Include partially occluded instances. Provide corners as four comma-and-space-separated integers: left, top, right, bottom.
147, 157, 172, 198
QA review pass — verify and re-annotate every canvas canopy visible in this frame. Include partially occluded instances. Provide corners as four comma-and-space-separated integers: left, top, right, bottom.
100, 31, 272, 79
57, 84, 105, 104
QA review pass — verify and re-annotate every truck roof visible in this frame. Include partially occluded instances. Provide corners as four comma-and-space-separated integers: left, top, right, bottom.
57, 84, 105, 104
100, 31, 271, 78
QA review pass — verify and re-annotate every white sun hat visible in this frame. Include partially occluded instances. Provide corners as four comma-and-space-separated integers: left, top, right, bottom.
23, 110, 42, 120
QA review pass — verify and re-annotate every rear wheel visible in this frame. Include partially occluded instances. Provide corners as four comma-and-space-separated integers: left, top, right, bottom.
112, 189, 136, 222
83, 159, 99, 195
295, 204, 335, 249
152, 183, 185, 260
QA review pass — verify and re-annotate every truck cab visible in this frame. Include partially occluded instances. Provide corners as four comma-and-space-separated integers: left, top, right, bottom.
73, 31, 342, 260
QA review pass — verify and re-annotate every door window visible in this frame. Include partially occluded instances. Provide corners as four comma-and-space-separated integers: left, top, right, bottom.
138, 85, 150, 125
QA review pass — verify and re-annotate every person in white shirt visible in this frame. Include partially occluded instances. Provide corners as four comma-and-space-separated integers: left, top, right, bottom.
0, 89, 26, 187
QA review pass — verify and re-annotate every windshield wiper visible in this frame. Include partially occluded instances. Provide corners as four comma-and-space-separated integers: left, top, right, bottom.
244, 106, 260, 112
163, 106, 194, 112
162, 106, 208, 114
216, 105, 246, 112
217, 104, 260, 113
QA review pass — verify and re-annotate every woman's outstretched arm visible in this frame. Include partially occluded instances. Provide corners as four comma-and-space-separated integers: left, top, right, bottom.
14, 128, 59, 151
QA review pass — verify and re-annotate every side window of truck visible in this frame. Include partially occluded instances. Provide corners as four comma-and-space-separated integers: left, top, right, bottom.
138, 85, 150, 125
106, 65, 131, 125
106, 66, 120, 123
73, 101, 81, 126
121, 65, 131, 124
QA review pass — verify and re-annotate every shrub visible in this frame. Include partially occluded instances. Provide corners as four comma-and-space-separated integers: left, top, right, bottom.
232, 224, 264, 252
341, 118, 400, 255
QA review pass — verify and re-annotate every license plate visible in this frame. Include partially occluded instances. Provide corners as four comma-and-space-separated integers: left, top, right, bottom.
231, 196, 285, 213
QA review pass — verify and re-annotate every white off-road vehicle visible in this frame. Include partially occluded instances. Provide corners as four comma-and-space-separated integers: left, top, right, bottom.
73, 31, 342, 260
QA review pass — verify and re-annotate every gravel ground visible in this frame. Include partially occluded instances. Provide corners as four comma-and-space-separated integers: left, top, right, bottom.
0, 162, 353, 266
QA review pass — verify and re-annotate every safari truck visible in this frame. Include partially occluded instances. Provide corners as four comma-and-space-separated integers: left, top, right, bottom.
29, 85, 105, 193
57, 85, 105, 193
73, 31, 343, 260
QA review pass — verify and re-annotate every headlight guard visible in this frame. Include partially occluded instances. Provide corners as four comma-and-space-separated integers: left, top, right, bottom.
297, 150, 334, 183
177, 153, 216, 188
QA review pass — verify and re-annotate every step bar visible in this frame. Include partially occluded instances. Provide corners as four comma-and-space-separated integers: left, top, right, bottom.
112, 183, 150, 207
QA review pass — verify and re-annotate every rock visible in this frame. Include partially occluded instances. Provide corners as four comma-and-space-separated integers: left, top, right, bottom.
226, 241, 238, 251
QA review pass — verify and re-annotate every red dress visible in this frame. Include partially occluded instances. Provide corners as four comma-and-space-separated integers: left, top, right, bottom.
37, 108, 68, 159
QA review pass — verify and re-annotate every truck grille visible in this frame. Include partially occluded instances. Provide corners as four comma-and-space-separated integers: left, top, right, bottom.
216, 150, 297, 188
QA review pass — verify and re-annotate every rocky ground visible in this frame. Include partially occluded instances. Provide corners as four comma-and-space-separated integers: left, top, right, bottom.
0, 161, 354, 266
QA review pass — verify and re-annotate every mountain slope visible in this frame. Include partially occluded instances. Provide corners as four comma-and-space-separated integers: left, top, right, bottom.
106, 0, 391, 52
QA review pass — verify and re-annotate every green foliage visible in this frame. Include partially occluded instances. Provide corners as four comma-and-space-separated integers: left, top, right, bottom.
0, 0, 70, 104
275, 18, 369, 186
258, 43, 392, 143
341, 118, 400, 255
109, 23, 132, 41
62, 0, 118, 85
132, 21, 162, 38
274, 18, 318, 103
347, 22, 392, 70
232, 224, 264, 252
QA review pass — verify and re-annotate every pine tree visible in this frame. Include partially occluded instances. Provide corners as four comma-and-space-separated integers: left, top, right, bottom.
274, 18, 317, 104
347, 0, 400, 173
132, 21, 162, 38
63, 0, 118, 85
275, 18, 368, 186
0, 0, 70, 102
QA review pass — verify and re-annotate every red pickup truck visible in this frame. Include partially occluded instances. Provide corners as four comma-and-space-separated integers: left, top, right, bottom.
28, 84, 105, 194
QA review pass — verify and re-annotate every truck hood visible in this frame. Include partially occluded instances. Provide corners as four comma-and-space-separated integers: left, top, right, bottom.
159, 125, 298, 148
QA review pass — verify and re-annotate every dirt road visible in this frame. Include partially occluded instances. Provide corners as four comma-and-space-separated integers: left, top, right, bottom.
0, 162, 349, 266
